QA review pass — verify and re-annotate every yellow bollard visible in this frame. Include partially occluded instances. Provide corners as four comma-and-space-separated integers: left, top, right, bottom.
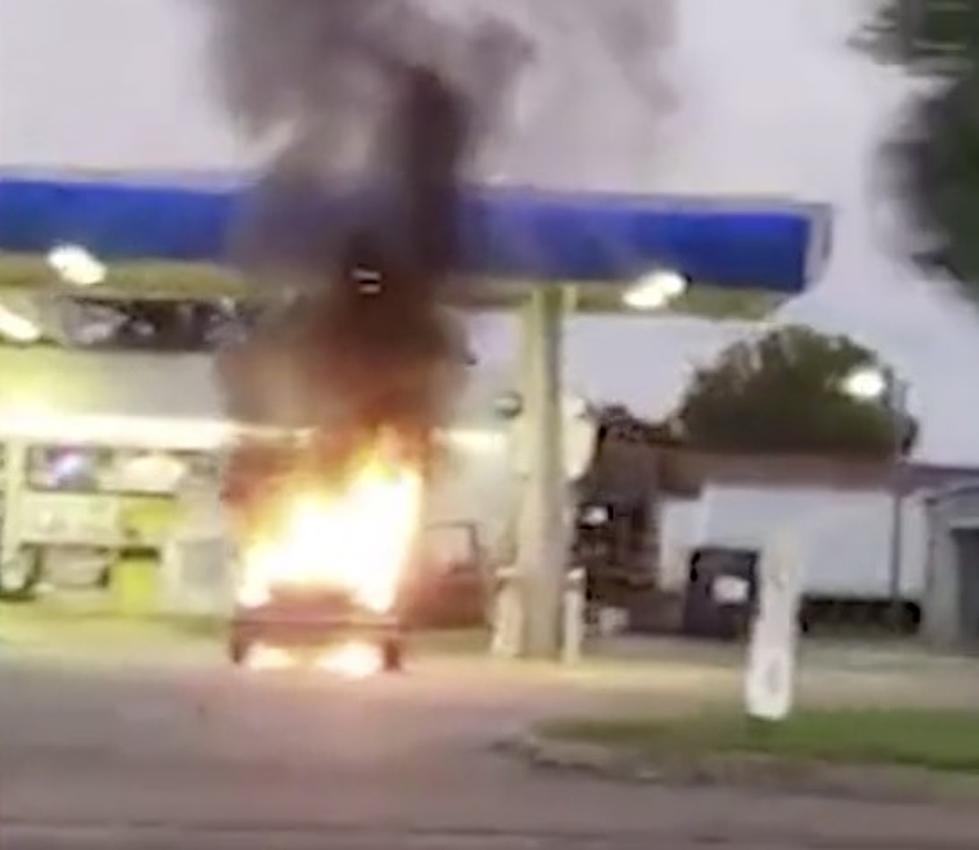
111, 555, 159, 617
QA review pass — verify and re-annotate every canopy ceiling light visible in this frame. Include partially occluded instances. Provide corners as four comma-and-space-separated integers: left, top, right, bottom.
623, 269, 688, 311
47, 243, 107, 287
0, 301, 41, 343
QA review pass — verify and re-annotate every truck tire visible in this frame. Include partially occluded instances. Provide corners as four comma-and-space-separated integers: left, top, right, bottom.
381, 637, 403, 672
229, 635, 251, 666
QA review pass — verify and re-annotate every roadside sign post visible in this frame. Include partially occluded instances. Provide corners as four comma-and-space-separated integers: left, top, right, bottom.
745, 533, 802, 722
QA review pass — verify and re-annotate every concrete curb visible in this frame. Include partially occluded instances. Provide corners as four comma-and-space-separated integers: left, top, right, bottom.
495, 732, 979, 806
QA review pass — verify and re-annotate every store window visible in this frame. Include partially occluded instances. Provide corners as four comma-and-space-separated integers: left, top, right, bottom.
27, 446, 197, 495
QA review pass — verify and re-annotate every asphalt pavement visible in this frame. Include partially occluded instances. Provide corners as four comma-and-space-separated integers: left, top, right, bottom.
4, 619, 979, 849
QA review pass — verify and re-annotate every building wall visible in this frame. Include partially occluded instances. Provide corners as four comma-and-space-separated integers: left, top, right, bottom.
0, 346, 223, 426
0, 344, 518, 557
923, 488, 979, 646
659, 483, 928, 601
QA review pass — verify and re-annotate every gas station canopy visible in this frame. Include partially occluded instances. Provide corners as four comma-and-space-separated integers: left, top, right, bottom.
0, 175, 831, 307
0, 173, 834, 660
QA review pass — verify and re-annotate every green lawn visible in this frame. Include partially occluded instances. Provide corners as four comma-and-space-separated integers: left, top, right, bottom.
541, 709, 979, 774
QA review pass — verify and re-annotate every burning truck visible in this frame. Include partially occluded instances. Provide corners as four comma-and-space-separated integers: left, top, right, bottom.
223, 431, 423, 671
212, 47, 506, 669
205, 1, 535, 671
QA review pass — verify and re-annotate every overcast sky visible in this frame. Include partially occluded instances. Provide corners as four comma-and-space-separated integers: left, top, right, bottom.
2, 0, 978, 464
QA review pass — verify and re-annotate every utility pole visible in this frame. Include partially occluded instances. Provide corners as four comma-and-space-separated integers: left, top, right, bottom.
887, 375, 911, 631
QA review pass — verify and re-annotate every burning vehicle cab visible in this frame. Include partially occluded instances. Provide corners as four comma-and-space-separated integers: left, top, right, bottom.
226, 433, 422, 672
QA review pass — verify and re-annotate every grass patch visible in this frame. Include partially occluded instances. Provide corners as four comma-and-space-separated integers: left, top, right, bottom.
541, 709, 979, 774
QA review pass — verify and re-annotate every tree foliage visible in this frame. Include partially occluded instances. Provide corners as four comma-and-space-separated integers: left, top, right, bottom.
677, 326, 911, 457
865, 1, 979, 289
861, 0, 975, 67
891, 72, 979, 282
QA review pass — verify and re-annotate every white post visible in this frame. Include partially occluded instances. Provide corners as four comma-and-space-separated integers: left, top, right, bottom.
745, 533, 802, 722
516, 287, 567, 659
490, 567, 523, 658
563, 567, 586, 664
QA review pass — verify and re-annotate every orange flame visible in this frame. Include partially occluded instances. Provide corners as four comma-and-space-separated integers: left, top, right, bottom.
315, 640, 384, 679
236, 439, 423, 614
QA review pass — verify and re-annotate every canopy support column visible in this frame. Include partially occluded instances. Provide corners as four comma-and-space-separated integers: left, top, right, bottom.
516, 286, 568, 658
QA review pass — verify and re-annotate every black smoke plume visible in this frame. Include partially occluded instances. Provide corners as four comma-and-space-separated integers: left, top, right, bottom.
211, 1, 532, 459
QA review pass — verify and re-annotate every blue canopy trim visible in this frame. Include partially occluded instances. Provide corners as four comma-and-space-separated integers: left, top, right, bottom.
0, 175, 831, 294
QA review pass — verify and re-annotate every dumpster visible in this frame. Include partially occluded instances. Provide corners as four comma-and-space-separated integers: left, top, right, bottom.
682, 547, 758, 639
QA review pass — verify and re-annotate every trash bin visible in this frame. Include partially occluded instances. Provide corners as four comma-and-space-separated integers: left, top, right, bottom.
682, 547, 758, 639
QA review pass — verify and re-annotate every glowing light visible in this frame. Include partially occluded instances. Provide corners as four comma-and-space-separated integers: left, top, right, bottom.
47, 244, 107, 287
0, 303, 41, 343
49, 451, 88, 485
245, 644, 294, 672
843, 367, 887, 401
442, 428, 507, 453
0, 410, 238, 450
236, 582, 271, 609
623, 270, 688, 311
239, 444, 423, 615
315, 641, 383, 679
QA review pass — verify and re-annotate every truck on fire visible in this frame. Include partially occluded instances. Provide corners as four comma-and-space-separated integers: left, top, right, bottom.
223, 431, 422, 670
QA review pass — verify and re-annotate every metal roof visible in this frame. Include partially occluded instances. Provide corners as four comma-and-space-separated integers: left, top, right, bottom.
0, 175, 832, 296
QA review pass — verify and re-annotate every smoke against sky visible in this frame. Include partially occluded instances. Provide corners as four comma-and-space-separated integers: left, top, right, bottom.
210, 0, 674, 446
211, 0, 531, 184
208, 0, 675, 189
212, 2, 495, 442
7, 0, 979, 461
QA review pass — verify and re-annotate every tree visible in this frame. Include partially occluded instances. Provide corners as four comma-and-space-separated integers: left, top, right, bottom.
862, 1, 979, 288
676, 326, 914, 457
861, 0, 974, 66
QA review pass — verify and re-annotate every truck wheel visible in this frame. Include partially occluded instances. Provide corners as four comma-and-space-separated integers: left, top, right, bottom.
229, 636, 251, 666
381, 637, 403, 672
